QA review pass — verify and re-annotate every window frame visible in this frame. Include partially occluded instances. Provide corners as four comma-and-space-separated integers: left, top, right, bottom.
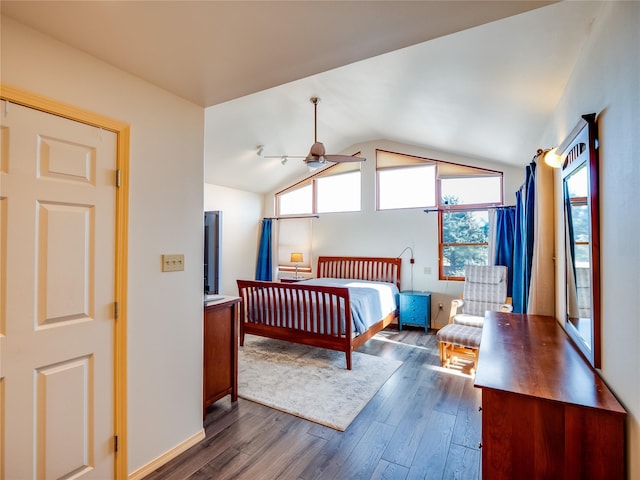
277, 217, 313, 275
439, 208, 493, 281
375, 149, 505, 280
376, 163, 437, 211
276, 158, 362, 217
437, 174, 504, 281
376, 150, 438, 211
315, 169, 361, 214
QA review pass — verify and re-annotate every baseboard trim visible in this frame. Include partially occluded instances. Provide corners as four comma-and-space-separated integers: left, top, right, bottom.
128, 429, 205, 480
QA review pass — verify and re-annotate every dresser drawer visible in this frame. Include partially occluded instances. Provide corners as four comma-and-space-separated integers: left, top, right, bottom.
398, 291, 431, 332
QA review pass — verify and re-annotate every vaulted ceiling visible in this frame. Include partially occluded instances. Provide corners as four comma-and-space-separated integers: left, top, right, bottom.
2, 1, 602, 194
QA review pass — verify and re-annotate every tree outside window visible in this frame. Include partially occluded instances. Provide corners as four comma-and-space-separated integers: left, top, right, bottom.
441, 196, 490, 278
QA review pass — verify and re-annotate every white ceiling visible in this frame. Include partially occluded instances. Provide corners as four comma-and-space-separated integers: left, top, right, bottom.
2, 1, 602, 194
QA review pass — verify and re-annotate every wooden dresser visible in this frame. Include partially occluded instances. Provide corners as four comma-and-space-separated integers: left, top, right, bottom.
203, 296, 241, 417
474, 311, 626, 479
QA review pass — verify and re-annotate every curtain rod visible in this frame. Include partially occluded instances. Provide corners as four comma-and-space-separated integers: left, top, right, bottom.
423, 205, 515, 214
264, 215, 320, 220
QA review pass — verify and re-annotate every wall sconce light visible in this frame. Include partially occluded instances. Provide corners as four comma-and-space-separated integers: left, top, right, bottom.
543, 147, 562, 168
256, 145, 264, 157
397, 246, 415, 292
290, 252, 303, 278
281, 156, 288, 165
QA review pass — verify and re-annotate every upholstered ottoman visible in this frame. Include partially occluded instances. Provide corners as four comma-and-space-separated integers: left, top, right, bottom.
436, 323, 483, 374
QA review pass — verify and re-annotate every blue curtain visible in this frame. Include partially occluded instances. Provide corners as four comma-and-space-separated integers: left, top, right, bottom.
511, 161, 537, 313
494, 207, 516, 297
255, 218, 272, 281
512, 188, 525, 312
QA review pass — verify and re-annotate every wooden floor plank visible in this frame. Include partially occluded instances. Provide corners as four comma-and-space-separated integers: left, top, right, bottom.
331, 421, 397, 480
233, 425, 327, 480
451, 379, 482, 449
405, 409, 457, 480
144, 328, 481, 480
187, 448, 250, 480
381, 375, 448, 468
370, 459, 409, 480
442, 443, 481, 480
142, 410, 265, 480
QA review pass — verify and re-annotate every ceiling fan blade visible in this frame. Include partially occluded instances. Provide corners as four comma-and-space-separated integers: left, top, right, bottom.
324, 154, 366, 163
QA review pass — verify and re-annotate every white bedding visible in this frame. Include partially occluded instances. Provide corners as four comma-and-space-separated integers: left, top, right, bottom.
296, 277, 399, 334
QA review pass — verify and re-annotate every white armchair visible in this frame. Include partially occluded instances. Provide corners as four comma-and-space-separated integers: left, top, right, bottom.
449, 265, 512, 328
437, 265, 512, 375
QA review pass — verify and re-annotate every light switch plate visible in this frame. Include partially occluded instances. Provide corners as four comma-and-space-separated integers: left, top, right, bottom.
162, 254, 184, 272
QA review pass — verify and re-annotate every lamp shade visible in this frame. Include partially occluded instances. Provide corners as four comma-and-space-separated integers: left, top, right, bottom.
544, 148, 562, 168
290, 252, 303, 263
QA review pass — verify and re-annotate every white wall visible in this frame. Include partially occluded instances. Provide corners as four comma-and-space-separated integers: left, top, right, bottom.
264, 139, 525, 328
204, 183, 264, 295
540, 2, 640, 477
1, 17, 206, 474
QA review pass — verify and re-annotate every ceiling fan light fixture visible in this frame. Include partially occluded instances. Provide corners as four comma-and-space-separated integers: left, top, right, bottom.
304, 155, 326, 169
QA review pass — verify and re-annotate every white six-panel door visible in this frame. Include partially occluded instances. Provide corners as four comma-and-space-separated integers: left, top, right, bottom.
0, 101, 116, 479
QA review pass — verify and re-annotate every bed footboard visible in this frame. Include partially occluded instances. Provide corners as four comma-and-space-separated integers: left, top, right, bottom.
237, 280, 356, 369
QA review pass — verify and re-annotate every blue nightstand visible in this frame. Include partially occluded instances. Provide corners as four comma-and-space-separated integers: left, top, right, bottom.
398, 291, 431, 332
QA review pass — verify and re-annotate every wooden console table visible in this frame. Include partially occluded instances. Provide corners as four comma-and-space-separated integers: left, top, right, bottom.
203, 296, 240, 417
474, 311, 626, 479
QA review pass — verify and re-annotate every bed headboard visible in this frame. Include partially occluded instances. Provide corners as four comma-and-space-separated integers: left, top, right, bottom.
316, 256, 402, 290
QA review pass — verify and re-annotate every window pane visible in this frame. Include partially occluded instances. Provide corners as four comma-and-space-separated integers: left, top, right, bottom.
279, 184, 312, 215
317, 171, 361, 213
442, 246, 489, 278
442, 211, 489, 244
442, 210, 489, 279
570, 204, 590, 243
574, 243, 590, 267
378, 165, 436, 210
278, 218, 312, 268
440, 176, 501, 206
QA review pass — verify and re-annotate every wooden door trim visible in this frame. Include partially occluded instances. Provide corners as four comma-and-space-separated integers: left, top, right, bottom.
0, 84, 130, 479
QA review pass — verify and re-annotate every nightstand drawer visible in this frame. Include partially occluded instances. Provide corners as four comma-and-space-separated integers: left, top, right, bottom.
398, 291, 431, 332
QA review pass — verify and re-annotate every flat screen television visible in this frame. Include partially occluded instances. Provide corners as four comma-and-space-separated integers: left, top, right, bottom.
204, 211, 221, 295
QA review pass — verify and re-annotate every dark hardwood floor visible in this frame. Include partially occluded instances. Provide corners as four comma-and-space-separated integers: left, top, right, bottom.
144, 327, 482, 480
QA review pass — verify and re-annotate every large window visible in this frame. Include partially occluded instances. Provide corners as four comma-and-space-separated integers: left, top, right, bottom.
316, 171, 360, 213
441, 210, 490, 278
440, 176, 502, 206
278, 184, 312, 216
439, 174, 502, 280
277, 217, 313, 275
277, 162, 361, 216
378, 165, 436, 210
376, 150, 502, 279
377, 151, 436, 210
277, 149, 503, 280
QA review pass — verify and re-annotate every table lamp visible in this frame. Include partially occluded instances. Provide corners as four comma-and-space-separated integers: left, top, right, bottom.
290, 252, 303, 278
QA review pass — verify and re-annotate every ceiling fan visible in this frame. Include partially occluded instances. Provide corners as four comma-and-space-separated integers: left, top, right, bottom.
265, 97, 366, 168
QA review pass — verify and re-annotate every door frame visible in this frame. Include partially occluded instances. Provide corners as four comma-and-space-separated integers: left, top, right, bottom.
1, 84, 130, 479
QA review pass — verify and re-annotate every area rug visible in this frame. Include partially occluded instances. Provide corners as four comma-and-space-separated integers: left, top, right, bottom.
238, 335, 402, 431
